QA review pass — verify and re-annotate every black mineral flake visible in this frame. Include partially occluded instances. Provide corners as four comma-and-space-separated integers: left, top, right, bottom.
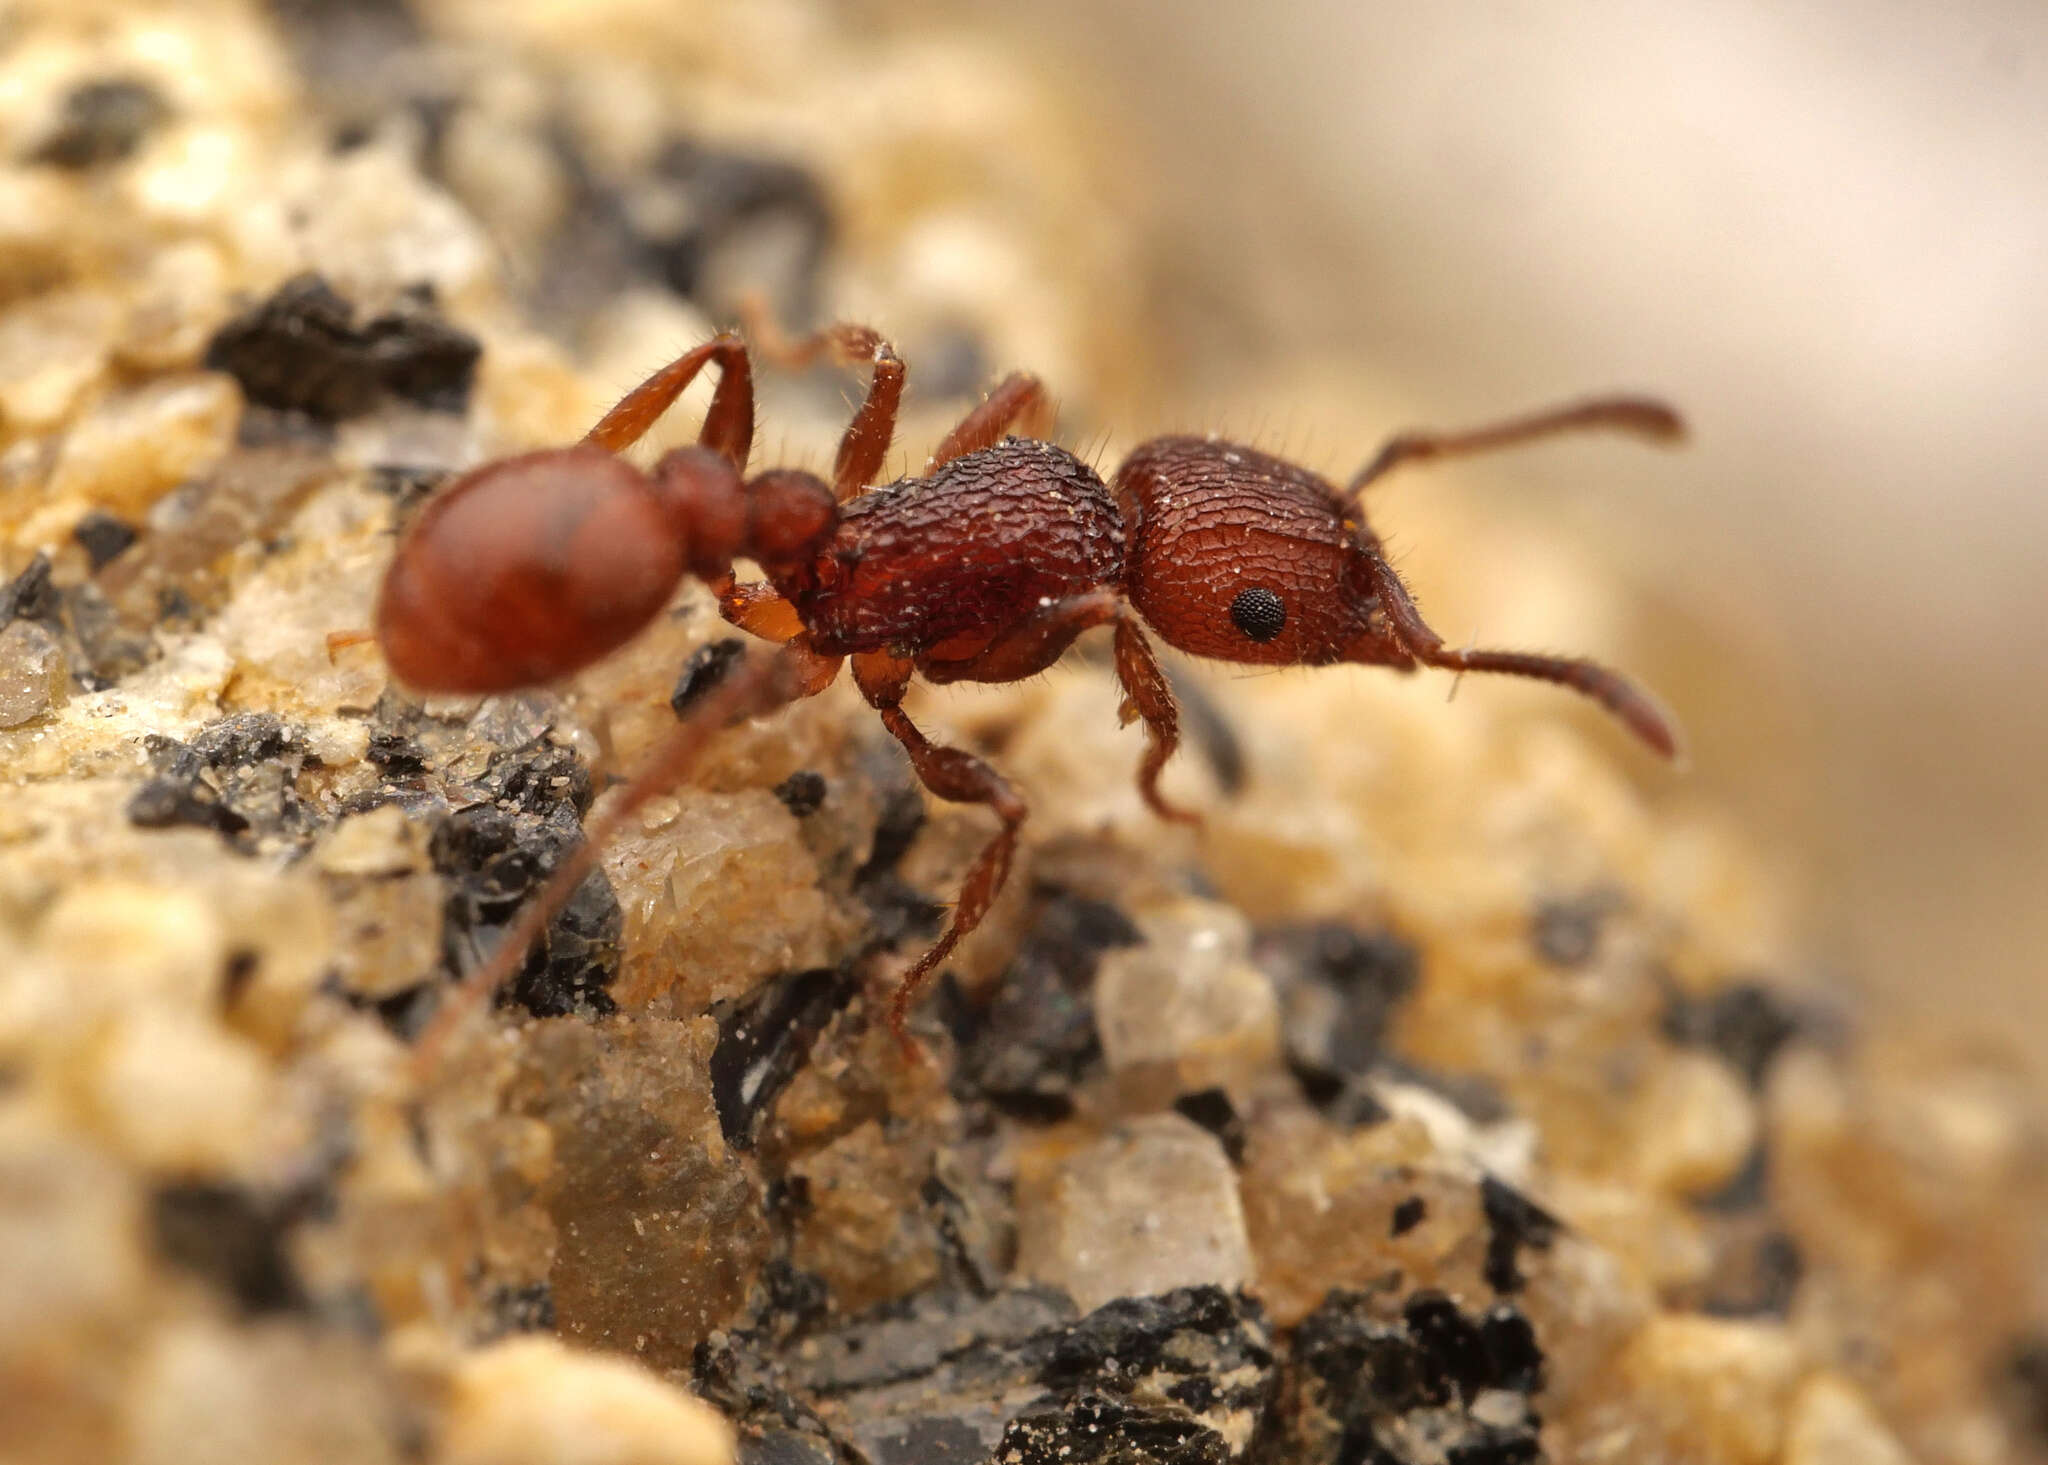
2001, 1335, 2048, 1449
1699, 1229, 1804, 1319
750, 1284, 1269, 1465
204, 273, 481, 420
1479, 1176, 1561, 1296
71, 512, 138, 570
480, 1282, 557, 1338
636, 141, 833, 321
29, 78, 169, 168
429, 784, 621, 1023
1172, 1088, 1247, 1166
1257, 923, 1423, 1123
772, 769, 828, 818
364, 729, 429, 777
1391, 1196, 1427, 1237
127, 714, 313, 844
709, 966, 858, 1149
149, 1181, 308, 1315
476, 736, 593, 818
1037, 1287, 1272, 1411
1167, 664, 1247, 796
738, 1431, 838, 1465
953, 891, 1139, 1122
1276, 1288, 1546, 1465
1661, 979, 1804, 1090
994, 1393, 1231, 1465
851, 778, 945, 948
127, 775, 251, 837
0, 553, 59, 626
1529, 892, 1621, 968
671, 637, 747, 717
921, 1167, 1007, 1298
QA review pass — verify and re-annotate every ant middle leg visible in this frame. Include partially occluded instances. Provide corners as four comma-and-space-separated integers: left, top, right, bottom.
916, 589, 1119, 685
851, 651, 1028, 1051
1360, 553, 1681, 759
928, 372, 1053, 469
1342, 394, 1684, 502
585, 333, 756, 468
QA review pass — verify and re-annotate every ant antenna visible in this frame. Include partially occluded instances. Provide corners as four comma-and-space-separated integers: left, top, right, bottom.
1343, 395, 1684, 503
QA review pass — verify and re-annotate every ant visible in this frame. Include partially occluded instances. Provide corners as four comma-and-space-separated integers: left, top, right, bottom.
374, 320, 1682, 1066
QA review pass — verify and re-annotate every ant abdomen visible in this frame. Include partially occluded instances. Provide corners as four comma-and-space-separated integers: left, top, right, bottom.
376, 445, 690, 694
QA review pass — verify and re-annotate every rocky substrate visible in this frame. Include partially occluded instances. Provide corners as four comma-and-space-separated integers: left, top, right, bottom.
1, 3, 2044, 1463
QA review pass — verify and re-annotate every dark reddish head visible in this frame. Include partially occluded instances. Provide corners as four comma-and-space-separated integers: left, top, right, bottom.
1113, 436, 1403, 669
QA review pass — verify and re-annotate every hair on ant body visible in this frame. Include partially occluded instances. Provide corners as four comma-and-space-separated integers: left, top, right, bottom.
376, 321, 1683, 1065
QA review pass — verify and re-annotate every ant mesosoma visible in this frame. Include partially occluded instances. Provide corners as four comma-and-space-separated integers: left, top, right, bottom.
376, 321, 1682, 1065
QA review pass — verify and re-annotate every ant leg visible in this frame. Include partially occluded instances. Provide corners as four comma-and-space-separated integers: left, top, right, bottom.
851, 651, 1027, 1053
325, 628, 374, 662
716, 578, 807, 643
708, 580, 843, 694
1111, 617, 1201, 824
928, 372, 1052, 469
917, 589, 1119, 684
742, 305, 904, 500
411, 645, 805, 1078
1342, 395, 1684, 502
1360, 553, 1681, 759
585, 333, 756, 470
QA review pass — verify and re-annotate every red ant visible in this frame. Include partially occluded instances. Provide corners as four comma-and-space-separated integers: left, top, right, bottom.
374, 321, 1682, 1066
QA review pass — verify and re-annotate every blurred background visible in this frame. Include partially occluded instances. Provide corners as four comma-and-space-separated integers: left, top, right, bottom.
942, 1, 2048, 1076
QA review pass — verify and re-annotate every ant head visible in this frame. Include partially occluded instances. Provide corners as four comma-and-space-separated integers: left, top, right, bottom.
1113, 437, 1402, 669
377, 445, 689, 693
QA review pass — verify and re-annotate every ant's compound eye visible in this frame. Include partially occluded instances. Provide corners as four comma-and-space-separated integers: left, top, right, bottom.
1229, 585, 1287, 643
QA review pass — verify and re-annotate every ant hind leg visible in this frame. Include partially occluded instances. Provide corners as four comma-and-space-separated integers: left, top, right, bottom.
410, 644, 807, 1078
851, 652, 1027, 1055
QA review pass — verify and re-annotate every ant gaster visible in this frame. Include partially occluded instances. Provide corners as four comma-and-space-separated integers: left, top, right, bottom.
376, 321, 1682, 1065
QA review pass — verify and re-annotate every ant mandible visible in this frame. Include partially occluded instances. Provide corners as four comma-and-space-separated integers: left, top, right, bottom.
376, 320, 1682, 1066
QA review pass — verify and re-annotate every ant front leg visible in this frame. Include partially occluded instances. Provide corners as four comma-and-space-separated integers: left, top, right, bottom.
744, 307, 904, 500
851, 651, 1028, 1053
928, 372, 1053, 469
1359, 553, 1681, 760
1342, 395, 1684, 502
584, 333, 756, 468
1111, 617, 1200, 825
708, 580, 844, 695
